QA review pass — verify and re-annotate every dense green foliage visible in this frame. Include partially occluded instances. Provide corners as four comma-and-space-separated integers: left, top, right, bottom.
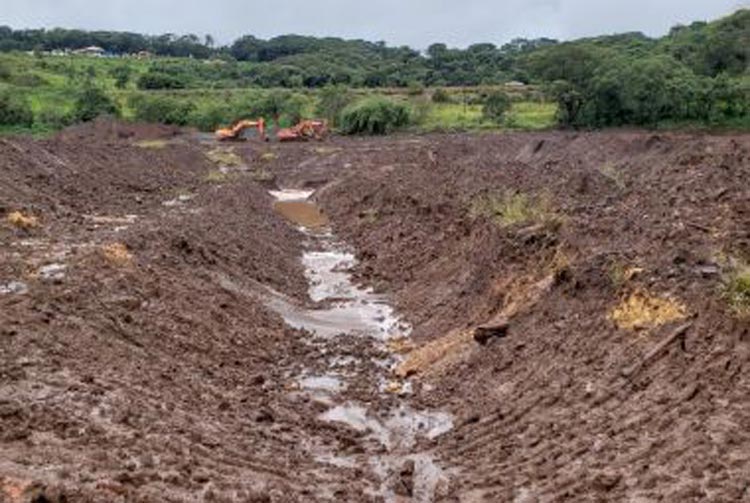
339, 98, 411, 134
0, 89, 33, 126
0, 9, 747, 132
128, 94, 194, 125
482, 92, 512, 123
431, 88, 452, 103
316, 85, 354, 125
73, 84, 119, 122
1, 10, 747, 92
109, 64, 132, 89
0, 27, 212, 57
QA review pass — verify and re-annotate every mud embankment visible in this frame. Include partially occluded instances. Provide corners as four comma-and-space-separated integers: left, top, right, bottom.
2, 123, 750, 502
309, 132, 750, 501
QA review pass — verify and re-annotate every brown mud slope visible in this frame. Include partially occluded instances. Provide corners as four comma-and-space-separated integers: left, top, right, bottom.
2, 123, 750, 502
0, 120, 392, 502
277, 132, 750, 501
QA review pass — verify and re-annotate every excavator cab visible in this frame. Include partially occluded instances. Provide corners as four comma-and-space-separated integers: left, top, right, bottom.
215, 118, 267, 142
277, 119, 329, 142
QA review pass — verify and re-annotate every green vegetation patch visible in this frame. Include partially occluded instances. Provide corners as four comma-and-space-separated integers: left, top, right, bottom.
723, 263, 750, 318
206, 147, 243, 167
469, 191, 561, 228
135, 139, 169, 149
339, 97, 411, 135
205, 169, 231, 183
0, 89, 33, 127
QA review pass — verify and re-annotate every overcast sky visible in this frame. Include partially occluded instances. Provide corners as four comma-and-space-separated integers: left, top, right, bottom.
2, 0, 748, 48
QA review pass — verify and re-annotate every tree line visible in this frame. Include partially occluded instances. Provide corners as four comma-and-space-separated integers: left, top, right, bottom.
0, 9, 748, 130
0, 27, 214, 58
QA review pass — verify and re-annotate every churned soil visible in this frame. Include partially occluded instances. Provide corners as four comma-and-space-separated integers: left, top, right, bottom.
2, 120, 750, 502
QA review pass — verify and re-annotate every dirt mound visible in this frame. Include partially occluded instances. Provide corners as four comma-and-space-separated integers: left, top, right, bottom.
54, 117, 183, 143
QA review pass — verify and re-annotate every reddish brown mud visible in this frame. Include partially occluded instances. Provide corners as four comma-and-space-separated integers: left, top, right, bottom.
2, 120, 750, 502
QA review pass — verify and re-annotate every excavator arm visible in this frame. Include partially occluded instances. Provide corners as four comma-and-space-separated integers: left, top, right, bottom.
215, 118, 266, 141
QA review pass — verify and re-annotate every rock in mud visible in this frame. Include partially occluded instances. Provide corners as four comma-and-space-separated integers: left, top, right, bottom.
591, 470, 622, 491
38, 263, 66, 281
473, 319, 509, 345
0, 281, 28, 295
255, 407, 274, 423
393, 459, 415, 497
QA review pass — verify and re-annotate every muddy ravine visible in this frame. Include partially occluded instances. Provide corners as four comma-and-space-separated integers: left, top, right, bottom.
268, 189, 455, 502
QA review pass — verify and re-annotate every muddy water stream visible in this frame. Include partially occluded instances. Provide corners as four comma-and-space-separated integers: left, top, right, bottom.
269, 190, 454, 501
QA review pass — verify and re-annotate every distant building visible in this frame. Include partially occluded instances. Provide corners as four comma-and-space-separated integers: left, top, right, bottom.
136, 51, 153, 59
505, 81, 527, 89
73, 46, 105, 57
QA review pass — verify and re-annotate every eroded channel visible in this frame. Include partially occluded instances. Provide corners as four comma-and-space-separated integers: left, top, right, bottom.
269, 189, 455, 502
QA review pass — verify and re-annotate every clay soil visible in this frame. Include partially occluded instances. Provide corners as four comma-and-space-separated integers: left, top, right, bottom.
2, 120, 750, 502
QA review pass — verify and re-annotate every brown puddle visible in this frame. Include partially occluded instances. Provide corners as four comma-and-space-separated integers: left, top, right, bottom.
274, 200, 329, 229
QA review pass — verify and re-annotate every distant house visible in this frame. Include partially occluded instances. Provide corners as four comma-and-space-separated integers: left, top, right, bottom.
505, 81, 527, 89
73, 46, 105, 57
136, 51, 153, 59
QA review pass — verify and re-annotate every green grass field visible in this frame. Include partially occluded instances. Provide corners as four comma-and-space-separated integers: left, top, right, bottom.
0, 52, 559, 135
418, 101, 556, 132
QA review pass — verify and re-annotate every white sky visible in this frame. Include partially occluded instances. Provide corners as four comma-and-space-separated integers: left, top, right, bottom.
2, 0, 748, 48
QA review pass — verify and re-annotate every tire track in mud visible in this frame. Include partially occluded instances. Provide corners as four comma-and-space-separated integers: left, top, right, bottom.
264, 189, 457, 502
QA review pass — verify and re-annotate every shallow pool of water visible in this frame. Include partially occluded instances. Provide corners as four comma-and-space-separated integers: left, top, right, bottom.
274, 200, 329, 229
298, 375, 346, 392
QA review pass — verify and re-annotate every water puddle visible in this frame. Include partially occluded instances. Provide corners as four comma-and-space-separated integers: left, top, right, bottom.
268, 189, 454, 502
273, 199, 329, 229
321, 404, 453, 450
298, 375, 346, 393
162, 194, 194, 207
259, 237, 407, 341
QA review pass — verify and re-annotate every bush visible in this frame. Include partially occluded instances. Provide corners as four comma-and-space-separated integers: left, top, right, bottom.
110, 65, 132, 89
249, 90, 289, 125
37, 108, 75, 129
316, 84, 353, 126
482, 91, 512, 123
12, 72, 48, 87
188, 103, 235, 131
281, 93, 309, 125
407, 83, 425, 96
73, 85, 119, 122
0, 90, 33, 127
409, 98, 433, 126
431, 88, 451, 103
548, 80, 584, 127
0, 62, 11, 81
137, 72, 186, 90
723, 262, 750, 318
339, 97, 410, 135
129, 95, 195, 125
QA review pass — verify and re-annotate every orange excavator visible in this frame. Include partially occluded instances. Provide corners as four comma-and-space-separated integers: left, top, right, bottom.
215, 118, 266, 141
277, 119, 329, 142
